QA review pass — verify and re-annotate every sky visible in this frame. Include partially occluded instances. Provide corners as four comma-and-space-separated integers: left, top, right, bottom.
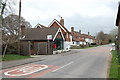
16, 0, 119, 35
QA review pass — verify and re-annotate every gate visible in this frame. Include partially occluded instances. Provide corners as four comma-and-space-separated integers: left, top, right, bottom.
37, 42, 53, 55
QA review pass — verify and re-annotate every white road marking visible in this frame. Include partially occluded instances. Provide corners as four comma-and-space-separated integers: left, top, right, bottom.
52, 61, 74, 72
4, 64, 48, 76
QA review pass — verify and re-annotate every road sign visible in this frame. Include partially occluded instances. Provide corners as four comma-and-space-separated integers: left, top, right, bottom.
4, 64, 48, 76
47, 35, 52, 40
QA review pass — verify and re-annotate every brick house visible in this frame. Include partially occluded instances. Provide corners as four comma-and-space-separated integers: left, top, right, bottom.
48, 17, 72, 51
20, 27, 65, 56
70, 27, 86, 46
70, 27, 96, 46
81, 33, 96, 45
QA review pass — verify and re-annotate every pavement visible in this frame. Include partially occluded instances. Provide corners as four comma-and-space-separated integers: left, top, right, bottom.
1, 44, 113, 78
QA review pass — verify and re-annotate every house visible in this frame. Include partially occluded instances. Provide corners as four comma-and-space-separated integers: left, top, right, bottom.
70, 26, 97, 47
116, 2, 120, 54
70, 27, 86, 46
34, 23, 47, 28
20, 27, 65, 56
48, 17, 72, 51
70, 27, 96, 46
81, 33, 96, 45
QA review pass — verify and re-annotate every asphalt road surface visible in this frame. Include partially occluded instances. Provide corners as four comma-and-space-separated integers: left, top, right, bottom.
1, 44, 112, 78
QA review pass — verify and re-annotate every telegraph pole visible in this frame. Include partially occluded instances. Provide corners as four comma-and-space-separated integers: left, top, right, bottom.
18, 0, 21, 54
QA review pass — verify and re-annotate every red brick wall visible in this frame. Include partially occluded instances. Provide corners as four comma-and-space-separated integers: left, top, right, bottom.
56, 32, 62, 39
50, 22, 66, 34
50, 22, 71, 42
65, 33, 71, 41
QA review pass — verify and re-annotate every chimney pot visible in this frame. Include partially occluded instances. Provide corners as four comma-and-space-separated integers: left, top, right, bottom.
71, 27, 74, 32
60, 17, 64, 25
21, 24, 26, 36
88, 32, 90, 35
79, 30, 81, 34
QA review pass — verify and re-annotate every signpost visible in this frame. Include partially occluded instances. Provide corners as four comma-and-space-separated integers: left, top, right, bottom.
47, 35, 52, 54
47, 35, 52, 40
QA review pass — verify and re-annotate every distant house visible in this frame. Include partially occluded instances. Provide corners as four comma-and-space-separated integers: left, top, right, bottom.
20, 27, 65, 56
48, 17, 72, 51
81, 33, 96, 45
70, 27, 86, 46
70, 27, 96, 46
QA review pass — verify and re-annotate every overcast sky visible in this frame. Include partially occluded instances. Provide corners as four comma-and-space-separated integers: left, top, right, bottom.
16, 0, 119, 35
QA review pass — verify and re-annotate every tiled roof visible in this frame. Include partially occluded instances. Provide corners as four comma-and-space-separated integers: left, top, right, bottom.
54, 19, 70, 33
35, 23, 47, 28
21, 27, 59, 41
39, 24, 47, 28
71, 31, 85, 41
81, 34, 95, 40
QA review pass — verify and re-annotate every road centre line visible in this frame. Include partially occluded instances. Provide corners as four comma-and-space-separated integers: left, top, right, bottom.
52, 61, 74, 72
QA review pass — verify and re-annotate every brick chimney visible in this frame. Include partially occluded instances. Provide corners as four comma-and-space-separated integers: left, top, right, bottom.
21, 24, 26, 36
71, 27, 74, 32
79, 30, 81, 34
88, 32, 90, 35
60, 17, 64, 25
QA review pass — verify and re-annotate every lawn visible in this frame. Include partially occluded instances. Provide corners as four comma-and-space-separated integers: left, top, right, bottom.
109, 50, 119, 79
1, 54, 31, 61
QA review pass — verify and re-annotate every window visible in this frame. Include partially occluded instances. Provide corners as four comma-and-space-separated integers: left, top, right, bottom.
66, 33, 68, 38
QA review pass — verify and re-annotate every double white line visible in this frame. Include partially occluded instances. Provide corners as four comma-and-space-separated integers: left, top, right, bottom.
52, 61, 74, 72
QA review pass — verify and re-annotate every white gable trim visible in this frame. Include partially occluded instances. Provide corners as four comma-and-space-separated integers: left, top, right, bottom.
34, 23, 42, 28
48, 19, 67, 32
53, 28, 65, 41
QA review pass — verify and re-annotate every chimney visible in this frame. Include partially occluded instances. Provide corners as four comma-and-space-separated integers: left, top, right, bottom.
71, 27, 74, 32
88, 32, 90, 35
21, 24, 26, 36
60, 17, 64, 25
79, 30, 81, 34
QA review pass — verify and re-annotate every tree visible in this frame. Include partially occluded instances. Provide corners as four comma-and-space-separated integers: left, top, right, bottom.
96, 31, 105, 41
2, 14, 32, 56
109, 28, 118, 42
0, 0, 16, 16
0, 0, 16, 27
96, 31, 110, 44
0, 0, 16, 57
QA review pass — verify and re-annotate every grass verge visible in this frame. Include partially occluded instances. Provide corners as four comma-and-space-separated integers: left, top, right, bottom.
1, 54, 31, 61
109, 50, 119, 79
81, 45, 99, 49
71, 45, 99, 49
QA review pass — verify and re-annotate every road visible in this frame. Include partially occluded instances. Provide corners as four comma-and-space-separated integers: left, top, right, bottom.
1, 44, 112, 78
